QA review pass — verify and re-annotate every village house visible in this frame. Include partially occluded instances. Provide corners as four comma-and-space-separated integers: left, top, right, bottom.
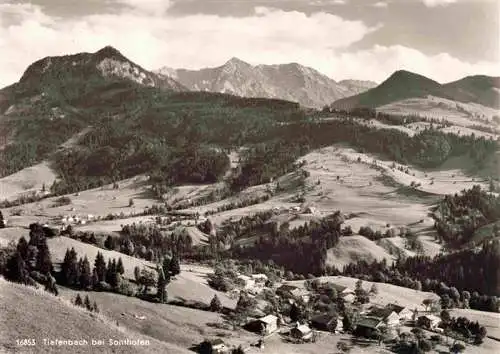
197, 338, 227, 354
385, 303, 414, 322
366, 306, 400, 327
310, 314, 338, 332
354, 316, 385, 338
417, 315, 441, 330
328, 283, 354, 296
237, 275, 256, 289
245, 315, 279, 336
290, 323, 313, 342
251, 273, 268, 284
277, 284, 311, 303
327, 283, 355, 302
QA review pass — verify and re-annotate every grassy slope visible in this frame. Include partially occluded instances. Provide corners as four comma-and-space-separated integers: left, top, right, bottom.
326, 236, 394, 269
2, 175, 159, 228
0, 277, 188, 354
57, 288, 256, 351
0, 162, 57, 201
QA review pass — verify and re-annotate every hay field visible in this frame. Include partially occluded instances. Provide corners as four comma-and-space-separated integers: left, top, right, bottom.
0, 162, 57, 201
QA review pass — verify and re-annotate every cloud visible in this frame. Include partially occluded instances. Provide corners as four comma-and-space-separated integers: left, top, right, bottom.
372, 2, 388, 8
422, 0, 457, 7
113, 0, 173, 15
0, 2, 496, 88
332, 45, 499, 83
0, 4, 373, 87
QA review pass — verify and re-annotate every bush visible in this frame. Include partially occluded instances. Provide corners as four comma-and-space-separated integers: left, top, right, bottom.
53, 196, 72, 207
117, 278, 136, 297
95, 281, 112, 292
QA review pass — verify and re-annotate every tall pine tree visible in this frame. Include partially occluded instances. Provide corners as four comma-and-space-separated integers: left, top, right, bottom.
79, 256, 92, 290
94, 252, 107, 283
116, 258, 125, 275
0, 210, 5, 229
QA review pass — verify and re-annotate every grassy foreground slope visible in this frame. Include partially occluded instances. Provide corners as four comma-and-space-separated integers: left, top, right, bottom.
0, 277, 188, 354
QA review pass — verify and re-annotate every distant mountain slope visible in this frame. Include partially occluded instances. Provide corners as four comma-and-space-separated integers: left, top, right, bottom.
331, 70, 500, 110
443, 75, 500, 109
157, 59, 376, 108
0, 46, 185, 114
18, 46, 185, 93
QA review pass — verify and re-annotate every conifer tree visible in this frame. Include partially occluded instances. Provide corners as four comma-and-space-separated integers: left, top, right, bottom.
108, 259, 118, 288
84, 295, 92, 311
116, 257, 125, 275
91, 268, 99, 287
104, 235, 115, 250
62, 248, 79, 286
106, 259, 113, 284
156, 265, 167, 303
169, 256, 181, 277
94, 252, 107, 283
74, 294, 83, 307
36, 239, 52, 274
0, 210, 5, 229
6, 252, 28, 283
210, 294, 223, 312
92, 301, 99, 313
79, 256, 92, 290
134, 266, 141, 284
16, 237, 29, 261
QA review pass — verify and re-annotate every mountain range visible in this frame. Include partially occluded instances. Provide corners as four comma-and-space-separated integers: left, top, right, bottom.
156, 59, 377, 108
1, 45, 498, 117
331, 70, 500, 110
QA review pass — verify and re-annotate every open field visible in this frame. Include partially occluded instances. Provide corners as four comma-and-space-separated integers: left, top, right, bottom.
0, 277, 187, 354
326, 236, 394, 269
378, 95, 500, 127
0, 162, 57, 201
1, 175, 160, 228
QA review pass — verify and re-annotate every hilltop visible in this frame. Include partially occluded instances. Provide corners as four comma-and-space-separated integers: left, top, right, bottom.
331, 70, 500, 110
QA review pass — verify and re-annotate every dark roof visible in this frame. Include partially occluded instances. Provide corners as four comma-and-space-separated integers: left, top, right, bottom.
356, 316, 383, 329
328, 283, 348, 292
209, 338, 225, 345
311, 314, 337, 325
278, 284, 298, 292
386, 304, 406, 314
367, 307, 395, 319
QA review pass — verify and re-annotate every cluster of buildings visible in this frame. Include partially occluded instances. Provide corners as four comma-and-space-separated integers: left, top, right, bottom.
60, 213, 95, 226
236, 274, 269, 295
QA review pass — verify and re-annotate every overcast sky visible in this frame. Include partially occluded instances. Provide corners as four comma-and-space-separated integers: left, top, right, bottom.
0, 0, 498, 88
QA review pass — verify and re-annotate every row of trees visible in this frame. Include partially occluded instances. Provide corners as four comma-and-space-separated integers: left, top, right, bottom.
59, 249, 125, 291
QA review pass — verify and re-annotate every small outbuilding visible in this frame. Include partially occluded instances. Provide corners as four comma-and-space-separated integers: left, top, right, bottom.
310, 314, 338, 332
291, 324, 313, 341
245, 315, 279, 335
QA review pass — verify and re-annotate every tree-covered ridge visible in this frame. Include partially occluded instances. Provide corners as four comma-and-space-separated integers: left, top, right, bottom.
433, 185, 500, 247
342, 240, 500, 312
